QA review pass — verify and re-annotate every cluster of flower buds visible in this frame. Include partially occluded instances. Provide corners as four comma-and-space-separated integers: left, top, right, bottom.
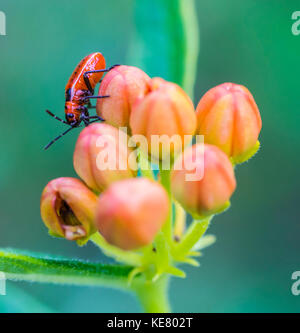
41, 65, 262, 254
41, 122, 169, 248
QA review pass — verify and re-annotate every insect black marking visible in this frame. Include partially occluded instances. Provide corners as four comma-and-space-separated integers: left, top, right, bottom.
65, 88, 71, 102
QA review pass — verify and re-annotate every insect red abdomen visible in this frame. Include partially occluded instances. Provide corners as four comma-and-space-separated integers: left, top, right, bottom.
65, 52, 106, 93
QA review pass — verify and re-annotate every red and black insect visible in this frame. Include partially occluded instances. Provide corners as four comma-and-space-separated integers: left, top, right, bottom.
44, 52, 118, 149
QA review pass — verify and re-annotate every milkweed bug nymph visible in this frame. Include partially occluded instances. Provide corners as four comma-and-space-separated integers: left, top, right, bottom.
44, 52, 119, 150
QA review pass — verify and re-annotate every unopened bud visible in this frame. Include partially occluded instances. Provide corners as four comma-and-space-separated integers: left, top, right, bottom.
40, 177, 98, 242
95, 178, 169, 250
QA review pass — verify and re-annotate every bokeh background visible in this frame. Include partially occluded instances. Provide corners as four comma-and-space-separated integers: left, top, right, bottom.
0, 0, 299, 313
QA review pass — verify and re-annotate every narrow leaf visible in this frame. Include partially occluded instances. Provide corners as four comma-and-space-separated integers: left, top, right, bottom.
130, 0, 199, 97
0, 248, 133, 289
191, 234, 216, 251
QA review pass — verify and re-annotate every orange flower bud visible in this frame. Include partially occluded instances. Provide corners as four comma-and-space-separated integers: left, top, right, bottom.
96, 65, 150, 128
73, 123, 138, 193
95, 178, 169, 250
196, 83, 262, 164
40, 177, 98, 242
130, 78, 197, 162
171, 144, 236, 218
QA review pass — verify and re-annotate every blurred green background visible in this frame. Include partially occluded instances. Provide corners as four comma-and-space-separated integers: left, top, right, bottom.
0, 0, 300, 313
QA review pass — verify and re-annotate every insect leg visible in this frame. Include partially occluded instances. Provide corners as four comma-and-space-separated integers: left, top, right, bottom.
83, 65, 120, 93
43, 126, 75, 150
84, 65, 120, 78
86, 99, 92, 108
86, 95, 110, 99
81, 114, 104, 124
83, 73, 94, 93
87, 118, 104, 125
46, 110, 69, 125
86, 115, 104, 121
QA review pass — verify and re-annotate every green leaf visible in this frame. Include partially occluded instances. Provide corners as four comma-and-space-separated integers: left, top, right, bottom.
0, 248, 133, 290
191, 234, 216, 251
130, 0, 199, 98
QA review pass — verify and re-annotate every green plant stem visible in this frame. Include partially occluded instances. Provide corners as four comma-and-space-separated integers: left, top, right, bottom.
174, 200, 186, 240
90, 233, 142, 267
133, 275, 171, 313
160, 168, 171, 196
159, 168, 173, 243
179, 0, 200, 99
139, 149, 155, 179
153, 232, 170, 276
174, 216, 213, 256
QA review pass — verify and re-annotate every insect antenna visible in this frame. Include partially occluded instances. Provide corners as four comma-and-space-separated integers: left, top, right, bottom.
46, 110, 69, 125
44, 126, 75, 150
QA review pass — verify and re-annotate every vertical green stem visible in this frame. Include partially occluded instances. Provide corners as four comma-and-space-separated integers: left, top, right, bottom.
179, 0, 200, 99
160, 168, 171, 196
134, 275, 171, 313
159, 168, 172, 243
138, 149, 155, 180
174, 200, 186, 240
